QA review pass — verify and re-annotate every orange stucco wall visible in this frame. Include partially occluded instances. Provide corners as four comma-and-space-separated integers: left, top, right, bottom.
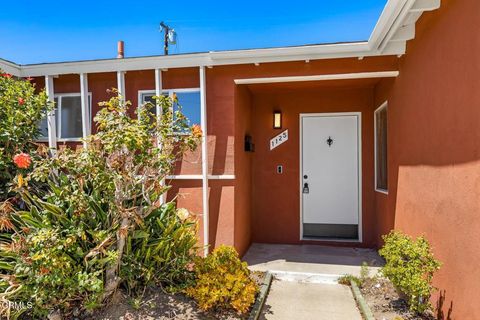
374, 0, 480, 318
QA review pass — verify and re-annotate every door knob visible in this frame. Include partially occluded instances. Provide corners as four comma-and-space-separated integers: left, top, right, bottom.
303, 175, 308, 179
303, 183, 309, 194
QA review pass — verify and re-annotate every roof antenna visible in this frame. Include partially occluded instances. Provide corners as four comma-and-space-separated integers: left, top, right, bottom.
159, 21, 177, 55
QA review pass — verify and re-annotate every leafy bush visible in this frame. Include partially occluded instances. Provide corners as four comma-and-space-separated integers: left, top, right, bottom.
0, 91, 200, 318
122, 203, 198, 293
0, 190, 111, 318
0, 71, 51, 200
186, 245, 258, 314
379, 231, 441, 314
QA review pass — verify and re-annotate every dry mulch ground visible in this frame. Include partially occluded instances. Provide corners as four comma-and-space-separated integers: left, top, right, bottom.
88, 289, 245, 320
360, 277, 435, 320
86, 272, 265, 320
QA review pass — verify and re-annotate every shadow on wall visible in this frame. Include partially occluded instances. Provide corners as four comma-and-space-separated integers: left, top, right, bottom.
435, 290, 453, 320
173, 135, 234, 176
208, 180, 235, 250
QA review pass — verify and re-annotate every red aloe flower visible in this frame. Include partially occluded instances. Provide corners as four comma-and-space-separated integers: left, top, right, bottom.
1, 73, 12, 78
18, 97, 25, 105
25, 76, 34, 81
13, 153, 32, 169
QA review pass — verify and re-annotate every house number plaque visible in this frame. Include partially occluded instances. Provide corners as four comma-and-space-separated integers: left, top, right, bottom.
270, 129, 288, 150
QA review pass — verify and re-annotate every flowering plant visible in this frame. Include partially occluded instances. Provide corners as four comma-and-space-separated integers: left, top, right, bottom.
0, 70, 52, 200
0, 91, 201, 318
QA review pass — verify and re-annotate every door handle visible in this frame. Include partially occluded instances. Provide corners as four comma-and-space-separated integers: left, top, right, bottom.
303, 182, 309, 194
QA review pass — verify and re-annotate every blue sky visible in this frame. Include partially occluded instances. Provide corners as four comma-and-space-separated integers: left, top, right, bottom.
0, 1, 386, 64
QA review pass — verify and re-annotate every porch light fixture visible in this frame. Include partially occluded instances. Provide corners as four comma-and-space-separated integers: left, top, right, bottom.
273, 110, 282, 129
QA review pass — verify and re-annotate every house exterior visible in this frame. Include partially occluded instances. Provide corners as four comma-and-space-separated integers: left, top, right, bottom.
1, 0, 479, 318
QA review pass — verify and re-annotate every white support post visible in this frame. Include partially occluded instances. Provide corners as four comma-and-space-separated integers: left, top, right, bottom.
45, 75, 57, 151
80, 73, 90, 147
155, 69, 163, 118
116, 71, 125, 98
199, 66, 209, 256
154, 68, 166, 204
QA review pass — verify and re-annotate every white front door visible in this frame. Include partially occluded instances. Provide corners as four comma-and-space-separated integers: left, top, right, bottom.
301, 113, 361, 239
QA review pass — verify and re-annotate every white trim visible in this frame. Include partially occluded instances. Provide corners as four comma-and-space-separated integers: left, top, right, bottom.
45, 75, 57, 150
234, 71, 399, 85
369, 0, 407, 49
166, 174, 235, 180
80, 73, 90, 146
154, 69, 163, 122
116, 71, 125, 98
137, 88, 201, 108
0, 59, 21, 76
199, 66, 209, 256
154, 69, 166, 205
299, 112, 363, 243
374, 101, 389, 194
54, 92, 92, 141
378, 0, 417, 52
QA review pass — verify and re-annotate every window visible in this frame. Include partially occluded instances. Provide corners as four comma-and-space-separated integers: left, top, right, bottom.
38, 93, 91, 141
38, 117, 49, 140
139, 89, 201, 126
375, 102, 388, 193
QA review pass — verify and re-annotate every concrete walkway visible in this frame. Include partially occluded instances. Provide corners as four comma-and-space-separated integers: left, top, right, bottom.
243, 243, 383, 320
260, 280, 362, 320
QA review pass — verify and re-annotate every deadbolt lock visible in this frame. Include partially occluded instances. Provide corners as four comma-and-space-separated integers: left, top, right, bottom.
303, 182, 309, 194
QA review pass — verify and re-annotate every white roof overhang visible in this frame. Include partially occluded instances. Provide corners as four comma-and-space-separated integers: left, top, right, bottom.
0, 0, 440, 78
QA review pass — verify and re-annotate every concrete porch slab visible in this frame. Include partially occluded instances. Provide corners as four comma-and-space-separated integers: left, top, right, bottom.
243, 243, 383, 277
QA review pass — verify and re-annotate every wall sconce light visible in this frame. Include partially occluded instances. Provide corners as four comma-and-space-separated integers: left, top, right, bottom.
273, 110, 282, 129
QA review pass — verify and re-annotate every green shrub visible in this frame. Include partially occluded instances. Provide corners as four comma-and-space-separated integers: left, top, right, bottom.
379, 231, 441, 314
121, 203, 199, 293
0, 91, 200, 318
186, 245, 258, 314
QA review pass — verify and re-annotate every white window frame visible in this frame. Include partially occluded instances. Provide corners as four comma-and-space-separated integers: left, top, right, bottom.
138, 88, 201, 133
374, 101, 388, 194
138, 88, 201, 109
54, 92, 92, 142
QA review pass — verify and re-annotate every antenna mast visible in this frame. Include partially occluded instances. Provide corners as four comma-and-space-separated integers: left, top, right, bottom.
160, 21, 176, 55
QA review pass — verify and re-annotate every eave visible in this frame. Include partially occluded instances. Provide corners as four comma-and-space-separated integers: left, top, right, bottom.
0, 0, 440, 78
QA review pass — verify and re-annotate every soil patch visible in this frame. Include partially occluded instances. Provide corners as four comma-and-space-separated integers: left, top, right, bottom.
360, 277, 435, 320
88, 289, 244, 320
87, 271, 266, 320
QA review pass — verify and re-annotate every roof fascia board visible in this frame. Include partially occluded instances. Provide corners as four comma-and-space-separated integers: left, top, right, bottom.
19, 42, 372, 77
209, 42, 369, 60
0, 59, 22, 77
378, 0, 417, 52
410, 0, 440, 12
368, 0, 407, 50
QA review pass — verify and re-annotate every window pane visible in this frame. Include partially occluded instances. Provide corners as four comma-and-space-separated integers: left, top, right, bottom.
60, 96, 83, 139
375, 106, 388, 191
141, 92, 170, 118
38, 117, 48, 138
143, 94, 156, 115
174, 91, 201, 126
